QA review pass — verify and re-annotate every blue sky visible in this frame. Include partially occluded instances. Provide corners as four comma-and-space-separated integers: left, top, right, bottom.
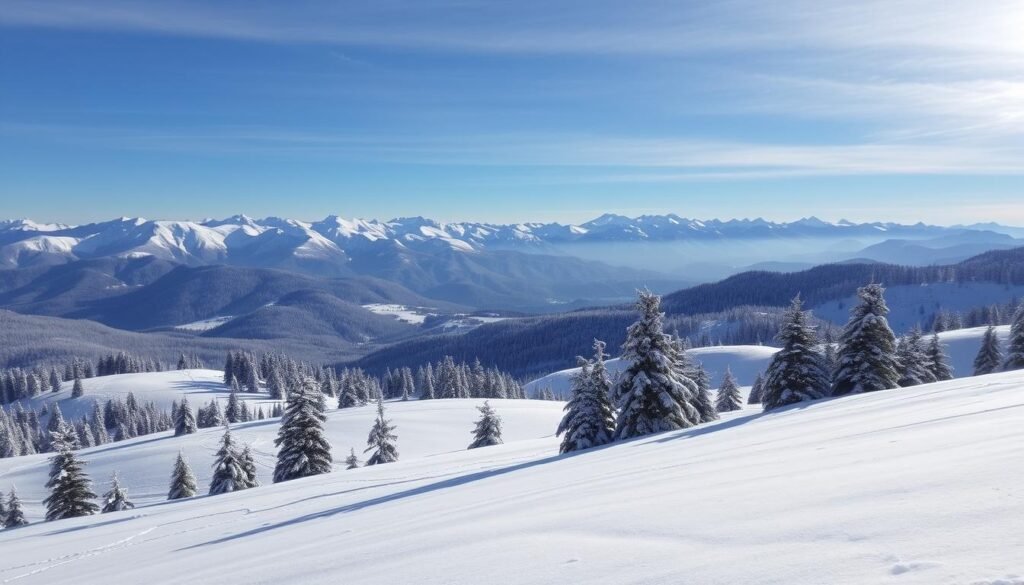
2, 0, 1023, 225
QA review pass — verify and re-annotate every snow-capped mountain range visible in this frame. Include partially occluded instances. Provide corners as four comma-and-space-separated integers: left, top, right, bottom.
0, 214, 1012, 271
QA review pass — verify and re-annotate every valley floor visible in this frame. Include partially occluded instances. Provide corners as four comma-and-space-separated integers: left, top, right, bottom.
2, 370, 1022, 584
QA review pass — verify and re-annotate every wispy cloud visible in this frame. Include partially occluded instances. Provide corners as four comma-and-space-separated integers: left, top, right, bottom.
3, 0, 1023, 57
6, 122, 1023, 179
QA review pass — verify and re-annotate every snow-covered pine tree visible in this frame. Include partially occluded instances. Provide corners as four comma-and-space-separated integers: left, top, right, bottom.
225, 388, 241, 423
0, 489, 5, 526
71, 375, 84, 398
240, 445, 260, 488
101, 472, 135, 513
273, 376, 333, 483
556, 339, 615, 454
468, 401, 503, 449
208, 428, 247, 495
4, 488, 28, 529
1004, 304, 1024, 371
43, 424, 99, 521
747, 373, 764, 405
896, 327, 937, 387
612, 290, 700, 440
832, 284, 900, 396
174, 396, 197, 436
345, 448, 360, 469
688, 360, 719, 423
973, 325, 1003, 376
715, 368, 743, 412
927, 334, 955, 381
761, 295, 830, 411
168, 451, 197, 500
364, 397, 398, 465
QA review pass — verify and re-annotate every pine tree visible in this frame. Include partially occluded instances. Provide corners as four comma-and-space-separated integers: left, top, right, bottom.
71, 375, 84, 398
345, 448, 360, 469
468, 401, 503, 449
832, 284, 900, 396
687, 360, 719, 423
613, 291, 700, 440
174, 397, 197, 436
101, 472, 135, 513
225, 388, 241, 423
926, 334, 955, 381
273, 376, 333, 483
761, 295, 830, 411
715, 368, 743, 412
4, 488, 28, 529
364, 398, 398, 465
747, 373, 764, 405
168, 451, 198, 500
896, 327, 937, 387
240, 445, 260, 489
43, 424, 99, 521
973, 325, 1003, 376
1004, 304, 1024, 371
556, 340, 615, 453
209, 428, 247, 495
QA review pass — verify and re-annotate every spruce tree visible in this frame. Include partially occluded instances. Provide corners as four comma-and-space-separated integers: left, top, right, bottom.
345, 448, 360, 469
468, 401, 503, 449
225, 388, 241, 423
168, 451, 197, 500
832, 284, 900, 396
747, 373, 764, 405
174, 397, 197, 436
927, 334, 955, 381
715, 368, 743, 413
556, 340, 615, 453
43, 424, 99, 521
613, 291, 700, 440
209, 428, 247, 495
896, 327, 937, 387
1004, 304, 1024, 371
364, 398, 398, 465
688, 361, 719, 423
273, 376, 333, 483
240, 445, 260, 488
974, 325, 1003, 376
761, 296, 830, 411
4, 488, 28, 529
71, 375, 84, 398
101, 472, 135, 513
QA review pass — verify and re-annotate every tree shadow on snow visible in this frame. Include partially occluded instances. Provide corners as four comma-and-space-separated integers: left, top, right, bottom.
177, 452, 569, 550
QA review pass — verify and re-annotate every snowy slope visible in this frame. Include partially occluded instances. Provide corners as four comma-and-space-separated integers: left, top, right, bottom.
7, 369, 259, 422
0, 382, 565, 520
1, 368, 1022, 584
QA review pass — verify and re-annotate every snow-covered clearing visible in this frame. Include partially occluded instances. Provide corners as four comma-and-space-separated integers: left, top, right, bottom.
361, 303, 433, 325
2, 367, 1022, 583
173, 316, 235, 331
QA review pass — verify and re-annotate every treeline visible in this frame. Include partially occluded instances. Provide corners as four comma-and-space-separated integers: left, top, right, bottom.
353, 305, 813, 379
556, 283, 1024, 459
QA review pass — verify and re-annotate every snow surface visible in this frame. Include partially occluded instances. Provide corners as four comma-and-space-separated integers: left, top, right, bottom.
173, 316, 236, 331
1, 367, 1023, 583
0, 371, 564, 521
361, 303, 432, 325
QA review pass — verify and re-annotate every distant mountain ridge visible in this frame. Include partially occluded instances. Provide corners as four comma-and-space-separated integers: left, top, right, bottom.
4, 214, 1021, 269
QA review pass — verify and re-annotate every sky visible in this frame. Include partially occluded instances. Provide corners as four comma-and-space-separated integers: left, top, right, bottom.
2, 0, 1024, 225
